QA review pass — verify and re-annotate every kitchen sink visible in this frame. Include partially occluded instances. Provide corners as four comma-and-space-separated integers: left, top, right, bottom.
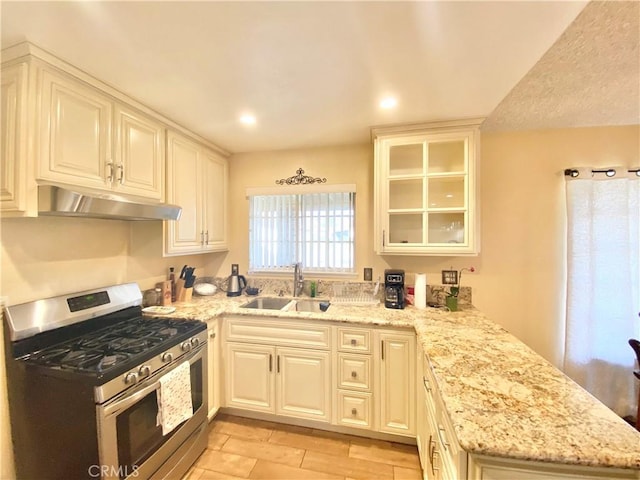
291, 299, 331, 313
241, 297, 293, 310
239, 297, 330, 313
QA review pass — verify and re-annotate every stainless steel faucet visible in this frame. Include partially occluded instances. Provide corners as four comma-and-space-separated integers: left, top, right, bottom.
293, 262, 304, 297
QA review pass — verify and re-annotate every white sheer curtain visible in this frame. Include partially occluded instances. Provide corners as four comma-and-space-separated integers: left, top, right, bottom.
564, 168, 640, 417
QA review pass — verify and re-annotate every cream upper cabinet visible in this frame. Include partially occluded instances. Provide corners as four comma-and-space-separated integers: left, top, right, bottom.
38, 65, 165, 200
113, 104, 164, 199
165, 130, 228, 256
373, 119, 482, 256
1, 61, 32, 215
376, 330, 416, 436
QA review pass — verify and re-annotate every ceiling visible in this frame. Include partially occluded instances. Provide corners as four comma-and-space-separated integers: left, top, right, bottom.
2, 1, 636, 154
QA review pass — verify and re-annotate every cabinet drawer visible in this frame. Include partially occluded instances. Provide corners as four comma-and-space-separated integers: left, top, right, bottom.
337, 354, 372, 391
336, 327, 371, 353
336, 390, 372, 429
226, 317, 331, 349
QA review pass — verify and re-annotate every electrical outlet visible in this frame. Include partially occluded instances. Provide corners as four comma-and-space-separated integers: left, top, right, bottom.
442, 270, 458, 285
364, 267, 373, 281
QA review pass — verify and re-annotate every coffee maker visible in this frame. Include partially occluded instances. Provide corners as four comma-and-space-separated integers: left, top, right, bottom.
384, 269, 405, 309
225, 263, 247, 297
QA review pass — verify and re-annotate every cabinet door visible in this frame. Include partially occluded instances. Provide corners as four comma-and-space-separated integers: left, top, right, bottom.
202, 150, 228, 252
207, 321, 220, 420
377, 331, 416, 435
165, 131, 204, 255
38, 67, 112, 189
1, 62, 29, 214
276, 347, 331, 422
225, 342, 275, 413
373, 121, 480, 256
113, 104, 164, 200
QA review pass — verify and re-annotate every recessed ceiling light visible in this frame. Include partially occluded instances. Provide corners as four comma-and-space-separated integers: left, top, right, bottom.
239, 113, 256, 125
380, 97, 398, 109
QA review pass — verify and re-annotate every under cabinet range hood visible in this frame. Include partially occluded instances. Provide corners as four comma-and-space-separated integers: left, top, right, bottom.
38, 185, 182, 221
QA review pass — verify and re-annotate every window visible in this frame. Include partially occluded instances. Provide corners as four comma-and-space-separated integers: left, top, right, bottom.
564, 168, 639, 418
248, 187, 355, 274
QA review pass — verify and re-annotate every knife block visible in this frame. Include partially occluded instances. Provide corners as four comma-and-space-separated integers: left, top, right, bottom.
180, 287, 193, 302
174, 279, 185, 302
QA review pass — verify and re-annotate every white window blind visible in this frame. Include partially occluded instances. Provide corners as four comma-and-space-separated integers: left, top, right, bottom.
248, 189, 355, 274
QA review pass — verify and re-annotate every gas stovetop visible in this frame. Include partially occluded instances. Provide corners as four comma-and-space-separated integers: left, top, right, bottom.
4, 283, 206, 387
23, 317, 201, 375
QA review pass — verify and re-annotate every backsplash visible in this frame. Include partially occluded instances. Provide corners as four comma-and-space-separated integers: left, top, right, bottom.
197, 276, 472, 306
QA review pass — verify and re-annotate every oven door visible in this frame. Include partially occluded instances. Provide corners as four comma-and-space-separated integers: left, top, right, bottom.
97, 343, 208, 480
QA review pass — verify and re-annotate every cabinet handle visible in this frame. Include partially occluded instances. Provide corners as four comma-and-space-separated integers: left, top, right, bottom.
350, 339, 357, 346
209, 332, 216, 339
106, 161, 114, 182
116, 163, 124, 184
200, 231, 205, 246
382, 230, 385, 247
269, 354, 272, 372
351, 371, 357, 379
423, 376, 431, 393
429, 435, 440, 475
438, 426, 450, 451
277, 355, 280, 373
351, 408, 357, 416
381, 340, 385, 360
205, 230, 209, 245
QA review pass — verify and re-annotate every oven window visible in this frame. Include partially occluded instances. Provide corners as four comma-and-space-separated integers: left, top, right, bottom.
116, 360, 203, 477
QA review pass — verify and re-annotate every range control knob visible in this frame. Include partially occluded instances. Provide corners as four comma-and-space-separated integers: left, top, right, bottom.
139, 365, 152, 377
124, 372, 139, 385
161, 352, 174, 363
190, 337, 200, 348
180, 341, 192, 352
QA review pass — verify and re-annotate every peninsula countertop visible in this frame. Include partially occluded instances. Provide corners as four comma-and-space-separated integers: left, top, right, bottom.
151, 293, 640, 472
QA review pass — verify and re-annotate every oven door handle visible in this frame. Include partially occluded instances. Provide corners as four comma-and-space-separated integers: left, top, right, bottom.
101, 347, 203, 419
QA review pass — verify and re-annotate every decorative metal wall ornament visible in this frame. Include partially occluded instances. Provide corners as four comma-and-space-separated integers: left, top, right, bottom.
275, 168, 327, 185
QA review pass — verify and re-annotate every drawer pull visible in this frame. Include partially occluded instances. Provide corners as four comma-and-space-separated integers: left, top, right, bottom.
351, 339, 357, 346
351, 408, 357, 416
269, 354, 272, 372
351, 371, 357, 379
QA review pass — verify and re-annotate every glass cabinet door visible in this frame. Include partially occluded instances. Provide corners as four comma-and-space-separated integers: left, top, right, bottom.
374, 121, 479, 255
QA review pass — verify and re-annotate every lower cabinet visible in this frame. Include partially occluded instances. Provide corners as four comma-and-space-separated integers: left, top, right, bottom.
223, 317, 333, 423
225, 342, 331, 422
207, 320, 220, 420
377, 330, 416, 436
467, 455, 640, 480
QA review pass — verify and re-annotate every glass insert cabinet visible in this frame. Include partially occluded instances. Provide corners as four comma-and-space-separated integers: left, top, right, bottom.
373, 119, 482, 256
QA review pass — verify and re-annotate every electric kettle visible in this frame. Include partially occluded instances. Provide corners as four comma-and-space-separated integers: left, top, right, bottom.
225, 263, 247, 297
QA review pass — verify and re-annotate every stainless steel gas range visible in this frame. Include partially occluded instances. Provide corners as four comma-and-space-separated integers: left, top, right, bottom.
3, 283, 209, 480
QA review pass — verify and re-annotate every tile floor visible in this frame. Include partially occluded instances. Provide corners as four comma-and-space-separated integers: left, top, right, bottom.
183, 414, 423, 480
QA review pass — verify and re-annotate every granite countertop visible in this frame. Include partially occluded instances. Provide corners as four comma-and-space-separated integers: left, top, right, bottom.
153, 293, 640, 471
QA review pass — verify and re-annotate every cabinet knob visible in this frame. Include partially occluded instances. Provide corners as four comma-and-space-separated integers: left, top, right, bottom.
351, 371, 357, 379
351, 408, 357, 416
350, 339, 357, 346
209, 332, 216, 339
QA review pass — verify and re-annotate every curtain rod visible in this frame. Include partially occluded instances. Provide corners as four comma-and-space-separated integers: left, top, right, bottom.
564, 168, 640, 178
